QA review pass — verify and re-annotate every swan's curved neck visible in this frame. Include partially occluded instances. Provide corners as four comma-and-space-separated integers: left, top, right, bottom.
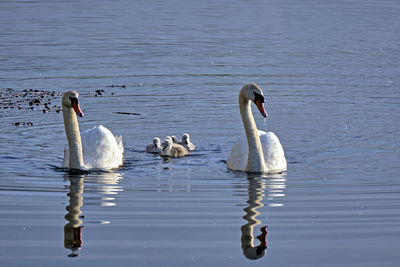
239, 93, 267, 172
63, 105, 85, 170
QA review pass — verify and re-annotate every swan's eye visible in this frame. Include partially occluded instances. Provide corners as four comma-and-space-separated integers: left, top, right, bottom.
253, 92, 265, 103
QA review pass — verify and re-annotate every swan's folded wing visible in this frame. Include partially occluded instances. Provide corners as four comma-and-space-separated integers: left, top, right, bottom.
259, 131, 287, 173
115, 135, 124, 155
81, 125, 124, 169
227, 134, 248, 171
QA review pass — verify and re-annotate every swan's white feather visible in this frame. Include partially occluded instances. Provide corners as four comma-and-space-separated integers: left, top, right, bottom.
63, 125, 123, 170
227, 130, 287, 173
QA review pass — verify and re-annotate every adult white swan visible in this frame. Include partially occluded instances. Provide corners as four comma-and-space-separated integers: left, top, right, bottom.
227, 83, 287, 173
61, 91, 124, 171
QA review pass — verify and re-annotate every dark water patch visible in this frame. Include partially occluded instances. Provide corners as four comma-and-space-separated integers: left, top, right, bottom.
106, 84, 126, 88
113, 111, 141, 116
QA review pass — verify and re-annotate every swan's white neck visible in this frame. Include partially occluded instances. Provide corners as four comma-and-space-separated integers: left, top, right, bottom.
239, 93, 267, 172
63, 105, 85, 170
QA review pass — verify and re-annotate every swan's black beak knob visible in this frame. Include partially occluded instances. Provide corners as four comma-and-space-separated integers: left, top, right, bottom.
253, 92, 267, 117
70, 97, 84, 117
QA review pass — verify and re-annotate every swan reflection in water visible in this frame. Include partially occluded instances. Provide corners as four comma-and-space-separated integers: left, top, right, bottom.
241, 173, 286, 260
63, 172, 123, 257
64, 174, 84, 257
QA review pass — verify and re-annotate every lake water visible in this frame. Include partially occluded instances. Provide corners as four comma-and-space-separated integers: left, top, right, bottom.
1, 0, 400, 266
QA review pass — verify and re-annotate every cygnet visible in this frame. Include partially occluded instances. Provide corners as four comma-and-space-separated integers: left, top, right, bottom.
178, 133, 196, 151
161, 139, 189, 157
146, 137, 162, 153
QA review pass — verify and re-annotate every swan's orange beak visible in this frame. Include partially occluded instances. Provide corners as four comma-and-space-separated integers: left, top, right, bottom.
71, 98, 84, 117
255, 99, 267, 118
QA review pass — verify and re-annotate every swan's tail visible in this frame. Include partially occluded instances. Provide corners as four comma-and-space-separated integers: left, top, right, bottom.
115, 135, 124, 155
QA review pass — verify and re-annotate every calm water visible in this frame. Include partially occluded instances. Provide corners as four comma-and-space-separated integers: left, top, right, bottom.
1, 0, 400, 266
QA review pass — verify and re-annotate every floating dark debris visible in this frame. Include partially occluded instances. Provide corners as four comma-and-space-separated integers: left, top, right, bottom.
113, 111, 141, 116
106, 85, 126, 88
13, 121, 33, 126
0, 88, 61, 113
94, 86, 126, 97
94, 89, 105, 96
